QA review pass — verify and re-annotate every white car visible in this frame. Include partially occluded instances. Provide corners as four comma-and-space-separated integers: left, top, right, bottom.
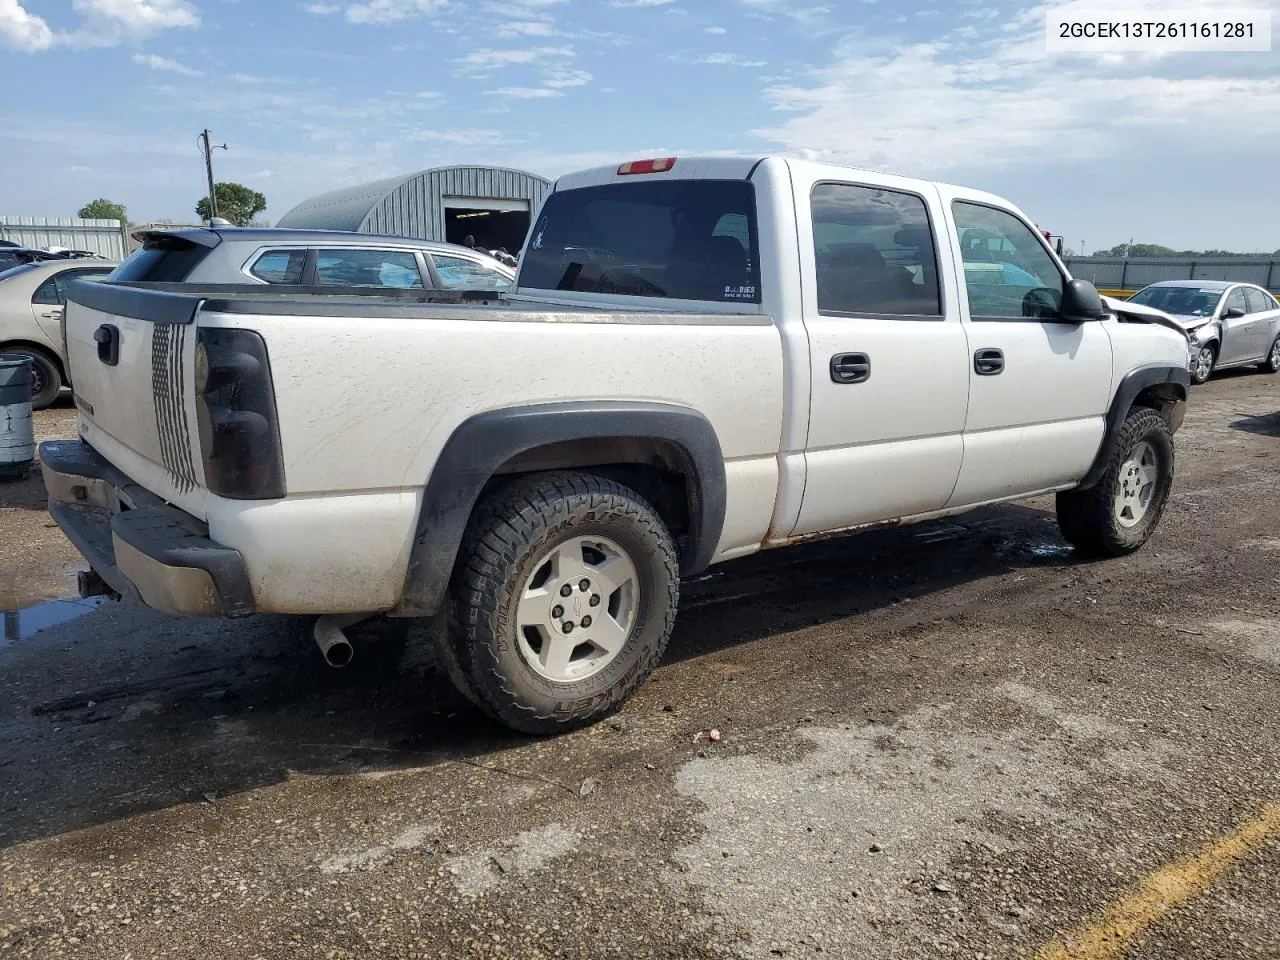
0, 258, 115, 408
1126, 280, 1280, 384
44, 155, 1189, 733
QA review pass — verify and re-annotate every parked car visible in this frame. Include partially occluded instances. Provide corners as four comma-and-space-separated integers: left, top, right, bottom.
44, 155, 1189, 734
0, 246, 68, 272
112, 227, 515, 291
0, 258, 115, 408
1127, 280, 1280, 384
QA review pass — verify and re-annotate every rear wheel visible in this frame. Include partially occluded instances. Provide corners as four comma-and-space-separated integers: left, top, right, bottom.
446, 471, 679, 734
1190, 343, 1216, 385
1056, 407, 1174, 558
1261, 336, 1280, 373
4, 347, 61, 409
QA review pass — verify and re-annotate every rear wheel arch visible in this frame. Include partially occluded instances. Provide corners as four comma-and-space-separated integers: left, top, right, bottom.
395, 401, 726, 618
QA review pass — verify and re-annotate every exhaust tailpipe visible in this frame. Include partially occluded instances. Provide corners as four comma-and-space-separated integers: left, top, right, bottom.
313, 614, 369, 668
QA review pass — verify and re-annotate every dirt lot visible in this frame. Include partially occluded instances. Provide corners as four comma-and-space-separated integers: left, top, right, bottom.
2, 376, 1279, 960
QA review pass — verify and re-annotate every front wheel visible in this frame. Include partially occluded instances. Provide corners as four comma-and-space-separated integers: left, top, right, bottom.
1190, 343, 1216, 385
1260, 336, 1280, 373
1056, 407, 1174, 558
446, 471, 679, 734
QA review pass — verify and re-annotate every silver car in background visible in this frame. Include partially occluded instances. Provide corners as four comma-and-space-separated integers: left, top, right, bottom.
1127, 280, 1280, 384
113, 227, 515, 292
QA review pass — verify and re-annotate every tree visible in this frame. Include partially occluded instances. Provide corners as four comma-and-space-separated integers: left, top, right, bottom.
78, 198, 127, 224
196, 182, 266, 227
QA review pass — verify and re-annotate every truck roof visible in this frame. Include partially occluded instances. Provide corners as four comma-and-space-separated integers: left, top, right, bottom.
551, 155, 1015, 210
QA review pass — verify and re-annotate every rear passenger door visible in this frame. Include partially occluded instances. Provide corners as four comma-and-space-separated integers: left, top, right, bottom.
789, 174, 970, 537
1243, 287, 1279, 359
942, 195, 1112, 506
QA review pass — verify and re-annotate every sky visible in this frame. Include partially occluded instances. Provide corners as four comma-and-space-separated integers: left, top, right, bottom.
1, 0, 1278, 253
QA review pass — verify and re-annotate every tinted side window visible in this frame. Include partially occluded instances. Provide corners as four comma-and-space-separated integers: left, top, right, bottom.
432, 255, 514, 291
111, 240, 210, 282
249, 249, 307, 284
953, 202, 1064, 319
32, 277, 61, 305
520, 179, 760, 303
314, 249, 423, 288
1245, 287, 1277, 313
811, 183, 941, 317
1223, 288, 1248, 315
55, 269, 111, 301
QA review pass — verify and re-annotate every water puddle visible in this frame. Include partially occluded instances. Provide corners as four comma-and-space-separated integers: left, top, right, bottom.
1, 596, 107, 647
1026, 540, 1074, 559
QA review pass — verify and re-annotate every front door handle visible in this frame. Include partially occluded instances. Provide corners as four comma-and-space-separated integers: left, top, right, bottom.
830, 352, 871, 384
974, 348, 1004, 376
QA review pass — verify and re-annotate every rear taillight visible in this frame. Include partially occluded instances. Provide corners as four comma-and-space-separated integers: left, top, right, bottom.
617, 157, 677, 175
194, 327, 285, 500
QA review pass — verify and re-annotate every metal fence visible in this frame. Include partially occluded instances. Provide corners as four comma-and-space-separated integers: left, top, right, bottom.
1064, 256, 1280, 293
0, 216, 128, 261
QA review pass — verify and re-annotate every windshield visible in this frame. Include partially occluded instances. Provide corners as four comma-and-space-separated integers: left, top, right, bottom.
518, 179, 760, 304
1128, 285, 1222, 317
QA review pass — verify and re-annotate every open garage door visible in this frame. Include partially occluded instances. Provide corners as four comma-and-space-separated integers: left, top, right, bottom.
443, 197, 531, 254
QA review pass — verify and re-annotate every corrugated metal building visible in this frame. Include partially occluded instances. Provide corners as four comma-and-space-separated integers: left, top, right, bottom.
0, 216, 128, 261
276, 165, 551, 254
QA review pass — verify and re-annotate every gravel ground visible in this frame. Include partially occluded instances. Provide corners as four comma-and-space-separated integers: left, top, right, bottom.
1, 373, 1278, 959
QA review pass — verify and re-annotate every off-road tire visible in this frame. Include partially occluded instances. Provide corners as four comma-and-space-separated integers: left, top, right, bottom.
447, 471, 679, 734
1056, 407, 1174, 558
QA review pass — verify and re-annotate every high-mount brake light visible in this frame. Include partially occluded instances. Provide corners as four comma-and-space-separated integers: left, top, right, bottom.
617, 157, 677, 176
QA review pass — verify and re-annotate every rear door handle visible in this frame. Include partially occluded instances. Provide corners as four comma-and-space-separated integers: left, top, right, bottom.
830, 352, 871, 384
974, 348, 1004, 376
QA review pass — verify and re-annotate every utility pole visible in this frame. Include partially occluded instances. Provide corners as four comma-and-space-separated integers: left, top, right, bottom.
198, 129, 227, 222
1081, 241, 1087, 257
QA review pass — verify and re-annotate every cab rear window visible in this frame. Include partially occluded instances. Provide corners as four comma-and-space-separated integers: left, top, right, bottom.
519, 179, 760, 304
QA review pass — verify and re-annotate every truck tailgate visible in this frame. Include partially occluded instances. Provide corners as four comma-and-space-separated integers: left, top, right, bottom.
63, 282, 206, 518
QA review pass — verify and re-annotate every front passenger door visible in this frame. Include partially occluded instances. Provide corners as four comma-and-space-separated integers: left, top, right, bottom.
1217, 287, 1252, 363
946, 199, 1113, 506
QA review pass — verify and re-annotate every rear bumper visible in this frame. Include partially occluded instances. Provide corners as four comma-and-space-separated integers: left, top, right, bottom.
40, 439, 254, 617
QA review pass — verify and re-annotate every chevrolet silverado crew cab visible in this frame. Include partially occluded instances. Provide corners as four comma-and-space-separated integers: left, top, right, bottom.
43, 156, 1190, 734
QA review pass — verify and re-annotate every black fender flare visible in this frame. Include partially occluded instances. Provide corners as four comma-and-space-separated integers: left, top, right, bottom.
1078, 363, 1189, 490
395, 400, 727, 617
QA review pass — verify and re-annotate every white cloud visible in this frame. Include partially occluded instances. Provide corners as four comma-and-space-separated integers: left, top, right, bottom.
697, 52, 765, 66
230, 72, 294, 84
304, 0, 447, 23
132, 51, 201, 74
704, 24, 726, 34
3, 0, 198, 48
499, 20, 558, 36
454, 44, 574, 73
68, 0, 200, 44
755, 0, 1280, 174
610, 0, 675, 6
490, 86, 562, 98
0, 0, 54, 50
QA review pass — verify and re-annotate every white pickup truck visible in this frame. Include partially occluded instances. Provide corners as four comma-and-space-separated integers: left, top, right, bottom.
43, 156, 1190, 733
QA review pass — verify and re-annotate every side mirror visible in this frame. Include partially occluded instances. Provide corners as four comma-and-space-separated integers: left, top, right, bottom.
1059, 278, 1106, 323
1223, 306, 1246, 319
